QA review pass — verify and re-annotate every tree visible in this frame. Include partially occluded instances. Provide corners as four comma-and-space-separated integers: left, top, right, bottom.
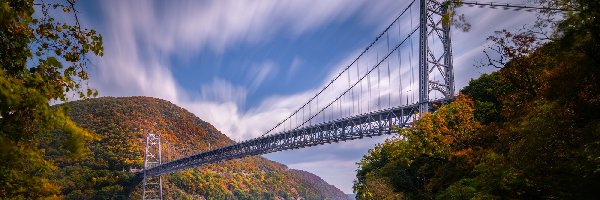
0, 0, 103, 198
354, 95, 482, 199
354, 0, 600, 198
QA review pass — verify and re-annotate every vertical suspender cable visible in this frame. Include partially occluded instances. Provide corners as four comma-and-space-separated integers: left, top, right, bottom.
378, 50, 381, 110
309, 101, 311, 126
367, 50, 371, 112
348, 67, 352, 115
398, 21, 403, 106
339, 93, 342, 118
387, 31, 391, 108
317, 95, 319, 123
409, 6, 415, 104
330, 100, 333, 121
356, 58, 362, 113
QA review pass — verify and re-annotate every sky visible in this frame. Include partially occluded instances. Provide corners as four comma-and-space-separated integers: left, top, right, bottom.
75, 0, 540, 194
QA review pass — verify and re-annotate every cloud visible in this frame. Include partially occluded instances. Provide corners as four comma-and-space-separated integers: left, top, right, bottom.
87, 0, 410, 140
199, 78, 248, 107
119, 0, 401, 55
451, 4, 542, 88
82, 0, 540, 194
85, 0, 540, 143
177, 4, 540, 193
287, 57, 303, 79
247, 61, 276, 92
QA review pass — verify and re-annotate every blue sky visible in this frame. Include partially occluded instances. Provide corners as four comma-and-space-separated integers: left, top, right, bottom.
77, 0, 539, 193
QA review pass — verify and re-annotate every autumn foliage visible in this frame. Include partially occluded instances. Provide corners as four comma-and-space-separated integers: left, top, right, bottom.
0, 0, 103, 198
354, 0, 600, 198
48, 96, 348, 199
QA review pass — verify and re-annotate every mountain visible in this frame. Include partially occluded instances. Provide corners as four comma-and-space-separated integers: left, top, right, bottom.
289, 169, 350, 200
47, 96, 349, 199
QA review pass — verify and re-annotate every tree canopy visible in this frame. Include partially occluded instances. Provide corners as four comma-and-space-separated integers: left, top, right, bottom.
0, 0, 103, 198
354, 0, 600, 199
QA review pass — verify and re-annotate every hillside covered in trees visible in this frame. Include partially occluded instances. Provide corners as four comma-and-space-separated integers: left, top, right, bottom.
353, 0, 600, 199
45, 96, 349, 199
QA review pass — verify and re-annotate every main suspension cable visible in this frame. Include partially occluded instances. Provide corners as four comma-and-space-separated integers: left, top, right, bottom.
262, 0, 417, 136
456, 1, 578, 12
296, 26, 420, 129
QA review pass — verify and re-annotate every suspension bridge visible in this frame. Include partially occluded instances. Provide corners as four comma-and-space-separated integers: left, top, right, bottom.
139, 0, 560, 199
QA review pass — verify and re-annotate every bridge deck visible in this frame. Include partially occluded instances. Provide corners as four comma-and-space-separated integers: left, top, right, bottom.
141, 98, 452, 176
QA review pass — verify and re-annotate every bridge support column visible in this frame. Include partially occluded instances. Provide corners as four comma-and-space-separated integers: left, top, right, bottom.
419, 0, 455, 116
419, 0, 429, 116
143, 132, 163, 200
442, 3, 455, 97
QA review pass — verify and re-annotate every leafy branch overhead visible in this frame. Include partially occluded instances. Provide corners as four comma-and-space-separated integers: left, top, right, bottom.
1, 0, 103, 198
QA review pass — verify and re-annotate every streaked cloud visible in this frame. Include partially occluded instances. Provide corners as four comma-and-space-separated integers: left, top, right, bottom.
247, 61, 277, 92
81, 0, 539, 194
287, 57, 303, 79
200, 78, 248, 106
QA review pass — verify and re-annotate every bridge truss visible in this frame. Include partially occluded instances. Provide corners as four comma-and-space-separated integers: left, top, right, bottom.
144, 98, 451, 177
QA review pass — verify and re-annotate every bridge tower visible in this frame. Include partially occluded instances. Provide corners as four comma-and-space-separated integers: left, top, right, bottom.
419, 0, 455, 115
143, 132, 163, 200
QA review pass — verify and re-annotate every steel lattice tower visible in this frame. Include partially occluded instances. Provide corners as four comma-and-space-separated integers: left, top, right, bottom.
419, 0, 455, 115
143, 132, 162, 200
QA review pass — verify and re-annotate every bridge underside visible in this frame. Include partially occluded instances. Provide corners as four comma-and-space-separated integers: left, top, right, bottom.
142, 98, 452, 177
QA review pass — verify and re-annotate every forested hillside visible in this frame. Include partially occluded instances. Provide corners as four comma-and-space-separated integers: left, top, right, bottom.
353, 0, 600, 198
290, 169, 350, 200
46, 96, 349, 199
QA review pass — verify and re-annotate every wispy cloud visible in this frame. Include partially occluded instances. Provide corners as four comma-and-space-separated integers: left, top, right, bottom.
287, 57, 303, 79
117, 0, 401, 55
200, 78, 248, 106
82, 0, 539, 194
247, 61, 277, 92
87, 0, 406, 140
